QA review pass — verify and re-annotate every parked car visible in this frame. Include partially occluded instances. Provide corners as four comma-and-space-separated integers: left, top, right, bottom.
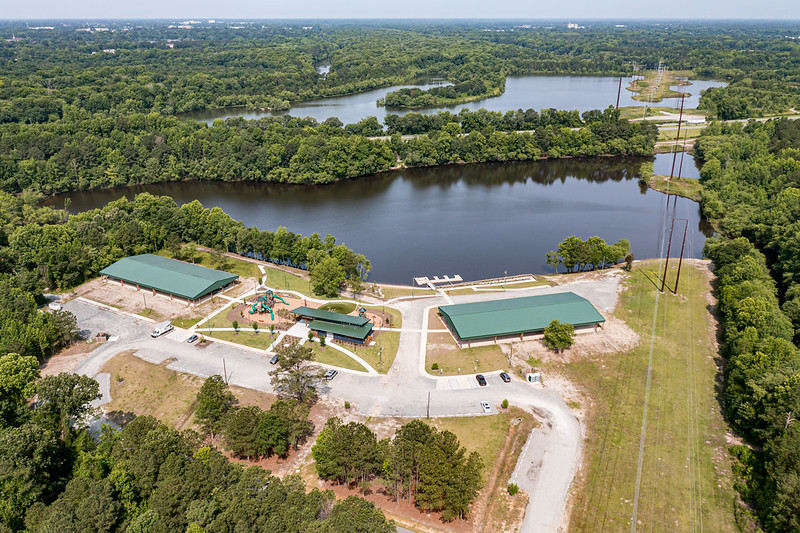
324, 369, 338, 381
186, 334, 199, 343
476, 374, 487, 386
481, 401, 492, 413
500, 372, 511, 383
269, 354, 279, 365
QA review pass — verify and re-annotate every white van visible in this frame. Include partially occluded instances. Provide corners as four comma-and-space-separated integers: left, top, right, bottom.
151, 321, 174, 338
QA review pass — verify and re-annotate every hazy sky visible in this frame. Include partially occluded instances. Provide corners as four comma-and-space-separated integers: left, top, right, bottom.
3, 0, 797, 21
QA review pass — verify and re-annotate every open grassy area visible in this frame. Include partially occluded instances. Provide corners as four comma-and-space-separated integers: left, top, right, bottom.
350, 331, 400, 374
427, 332, 509, 375
100, 351, 276, 429
319, 301, 357, 314
429, 407, 536, 484
205, 330, 277, 350
379, 284, 436, 300
657, 126, 705, 141
308, 341, 367, 372
444, 278, 553, 296
648, 174, 703, 201
563, 261, 737, 532
156, 248, 261, 279
628, 69, 693, 103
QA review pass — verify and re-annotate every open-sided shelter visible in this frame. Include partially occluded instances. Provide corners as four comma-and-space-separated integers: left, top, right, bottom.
438, 292, 605, 347
99, 254, 239, 304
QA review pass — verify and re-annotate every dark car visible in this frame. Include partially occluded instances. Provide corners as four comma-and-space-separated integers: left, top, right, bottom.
476, 374, 487, 386
500, 372, 511, 383
269, 354, 279, 365
186, 334, 199, 343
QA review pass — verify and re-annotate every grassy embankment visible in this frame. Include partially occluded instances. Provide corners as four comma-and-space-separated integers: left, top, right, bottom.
646, 174, 704, 201
562, 260, 737, 531
628, 69, 692, 103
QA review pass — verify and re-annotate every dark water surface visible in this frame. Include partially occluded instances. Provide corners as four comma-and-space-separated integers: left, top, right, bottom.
180, 76, 726, 126
50, 154, 710, 284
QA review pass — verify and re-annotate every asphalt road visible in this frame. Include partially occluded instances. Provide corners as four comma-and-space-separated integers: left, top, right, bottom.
65, 275, 619, 533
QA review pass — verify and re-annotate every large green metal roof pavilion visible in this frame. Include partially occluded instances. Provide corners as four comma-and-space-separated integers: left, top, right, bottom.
438, 292, 605, 342
100, 254, 239, 301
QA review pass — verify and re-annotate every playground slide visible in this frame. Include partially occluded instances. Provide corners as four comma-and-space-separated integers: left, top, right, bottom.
260, 302, 274, 320
248, 303, 258, 314
272, 295, 289, 306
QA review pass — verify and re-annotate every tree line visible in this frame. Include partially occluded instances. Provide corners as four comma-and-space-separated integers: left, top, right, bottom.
1, 21, 798, 124
0, 191, 371, 297
695, 117, 800, 530
0, 108, 658, 197
545, 235, 631, 273
312, 418, 484, 522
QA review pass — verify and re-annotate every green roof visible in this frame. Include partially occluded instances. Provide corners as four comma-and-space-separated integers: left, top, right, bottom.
308, 319, 373, 340
100, 254, 238, 301
290, 306, 370, 327
439, 292, 605, 341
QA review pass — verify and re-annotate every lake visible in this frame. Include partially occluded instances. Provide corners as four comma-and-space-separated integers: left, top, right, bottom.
50, 153, 710, 285
180, 75, 726, 126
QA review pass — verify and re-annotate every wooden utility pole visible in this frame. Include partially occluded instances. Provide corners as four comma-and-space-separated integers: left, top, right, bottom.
426, 391, 431, 419
616, 77, 622, 109
660, 219, 676, 293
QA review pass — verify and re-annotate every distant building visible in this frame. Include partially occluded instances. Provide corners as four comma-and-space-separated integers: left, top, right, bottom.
5, 34, 24, 42
567, 22, 579, 29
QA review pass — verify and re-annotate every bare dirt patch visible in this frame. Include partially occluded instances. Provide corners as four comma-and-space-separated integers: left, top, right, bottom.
40, 339, 101, 376
70, 275, 257, 324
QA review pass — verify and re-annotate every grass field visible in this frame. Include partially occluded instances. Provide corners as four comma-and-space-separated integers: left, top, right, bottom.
563, 261, 737, 532
309, 341, 367, 372
657, 126, 705, 141
427, 332, 509, 375
351, 331, 400, 373
205, 330, 277, 350
319, 301, 357, 314
100, 351, 275, 429
379, 285, 436, 300
156, 249, 262, 279
647, 175, 703, 201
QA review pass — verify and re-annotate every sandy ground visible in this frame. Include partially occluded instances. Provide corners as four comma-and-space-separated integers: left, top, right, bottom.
71, 275, 257, 322
40, 339, 102, 376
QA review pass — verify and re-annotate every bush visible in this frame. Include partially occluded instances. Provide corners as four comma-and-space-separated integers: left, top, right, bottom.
431, 363, 439, 371
507, 483, 519, 495
501, 399, 509, 409
344, 401, 351, 409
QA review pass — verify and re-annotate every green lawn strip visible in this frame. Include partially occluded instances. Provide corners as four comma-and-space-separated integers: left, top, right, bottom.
380, 285, 436, 300
172, 316, 204, 329
648, 175, 703, 201
204, 330, 277, 350
657, 127, 705, 141
308, 342, 367, 372
564, 261, 737, 532
427, 334, 509, 376
348, 331, 400, 374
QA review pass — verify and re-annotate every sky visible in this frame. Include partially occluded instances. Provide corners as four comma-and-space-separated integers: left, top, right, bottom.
2, 0, 797, 21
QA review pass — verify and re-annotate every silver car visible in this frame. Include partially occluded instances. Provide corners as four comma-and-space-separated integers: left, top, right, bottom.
481, 401, 491, 413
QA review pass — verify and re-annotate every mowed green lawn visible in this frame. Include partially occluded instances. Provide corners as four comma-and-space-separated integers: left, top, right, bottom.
564, 261, 737, 532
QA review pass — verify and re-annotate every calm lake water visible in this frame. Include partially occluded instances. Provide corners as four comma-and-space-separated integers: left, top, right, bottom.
180, 76, 726, 126
51, 154, 710, 284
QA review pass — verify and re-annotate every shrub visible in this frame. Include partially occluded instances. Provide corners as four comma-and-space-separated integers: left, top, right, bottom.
507, 483, 519, 495
431, 363, 439, 371
501, 399, 509, 409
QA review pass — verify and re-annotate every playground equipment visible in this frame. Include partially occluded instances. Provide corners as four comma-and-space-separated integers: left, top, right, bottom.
358, 307, 367, 318
264, 289, 289, 306
248, 301, 274, 320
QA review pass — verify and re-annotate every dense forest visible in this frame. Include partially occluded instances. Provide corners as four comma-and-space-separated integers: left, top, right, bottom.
0, 365, 395, 532
695, 118, 800, 530
0, 107, 656, 195
1, 21, 798, 122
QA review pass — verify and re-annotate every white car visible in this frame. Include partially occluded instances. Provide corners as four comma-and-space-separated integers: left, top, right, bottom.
480, 401, 491, 414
